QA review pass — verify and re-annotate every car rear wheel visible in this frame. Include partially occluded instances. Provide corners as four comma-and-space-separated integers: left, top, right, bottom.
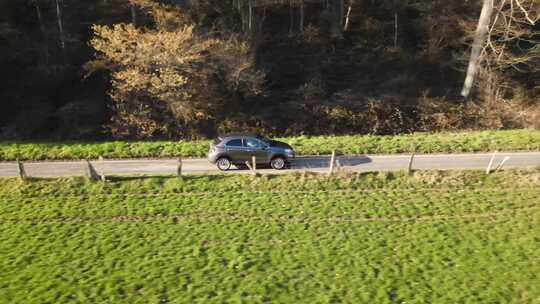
270, 156, 286, 170
216, 157, 231, 171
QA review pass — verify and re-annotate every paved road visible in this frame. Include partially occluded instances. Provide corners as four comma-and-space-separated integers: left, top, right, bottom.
0, 152, 539, 178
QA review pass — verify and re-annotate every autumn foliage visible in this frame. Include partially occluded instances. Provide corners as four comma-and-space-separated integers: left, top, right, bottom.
87, 3, 263, 138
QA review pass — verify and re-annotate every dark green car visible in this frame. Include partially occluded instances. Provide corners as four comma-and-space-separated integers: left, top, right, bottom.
207, 133, 295, 171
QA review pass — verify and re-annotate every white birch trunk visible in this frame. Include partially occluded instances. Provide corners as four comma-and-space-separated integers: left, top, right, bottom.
461, 0, 495, 99
344, 0, 353, 31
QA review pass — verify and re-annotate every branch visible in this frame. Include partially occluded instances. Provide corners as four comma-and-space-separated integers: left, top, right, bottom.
514, 0, 538, 25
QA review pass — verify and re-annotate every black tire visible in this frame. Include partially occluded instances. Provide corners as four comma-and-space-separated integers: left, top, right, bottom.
216, 157, 231, 171
270, 156, 287, 170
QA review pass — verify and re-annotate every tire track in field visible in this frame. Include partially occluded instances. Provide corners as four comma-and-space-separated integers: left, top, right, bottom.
1, 204, 538, 225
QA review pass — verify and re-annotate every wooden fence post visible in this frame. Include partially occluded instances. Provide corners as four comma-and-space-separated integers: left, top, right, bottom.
407, 152, 415, 174
486, 151, 498, 174
252, 156, 257, 176
245, 157, 258, 177
245, 161, 252, 171
85, 159, 99, 181
336, 159, 342, 172
16, 159, 27, 181
99, 156, 106, 181
328, 150, 336, 176
177, 158, 183, 178
495, 156, 510, 172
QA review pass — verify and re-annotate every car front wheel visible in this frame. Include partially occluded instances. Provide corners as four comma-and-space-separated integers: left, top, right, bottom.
270, 156, 287, 170
216, 157, 231, 171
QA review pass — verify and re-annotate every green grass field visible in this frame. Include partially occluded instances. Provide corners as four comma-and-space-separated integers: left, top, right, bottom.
1, 170, 539, 303
1, 129, 539, 161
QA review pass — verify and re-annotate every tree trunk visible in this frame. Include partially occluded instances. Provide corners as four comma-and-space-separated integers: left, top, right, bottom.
461, 0, 494, 99
394, 12, 398, 48
339, 0, 344, 27
299, 0, 305, 33
131, 4, 137, 26
237, 0, 246, 32
332, 0, 344, 34
344, 0, 353, 31
55, 0, 65, 51
248, 0, 253, 32
258, 7, 267, 32
289, 0, 294, 34
34, 0, 49, 65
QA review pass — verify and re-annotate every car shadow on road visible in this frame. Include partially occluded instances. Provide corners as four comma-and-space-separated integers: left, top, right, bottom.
291, 155, 372, 170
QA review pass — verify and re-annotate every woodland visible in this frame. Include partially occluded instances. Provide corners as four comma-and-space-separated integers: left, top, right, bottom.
0, 0, 538, 140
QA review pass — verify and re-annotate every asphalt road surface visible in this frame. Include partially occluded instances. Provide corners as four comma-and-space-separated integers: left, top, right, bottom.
0, 152, 539, 178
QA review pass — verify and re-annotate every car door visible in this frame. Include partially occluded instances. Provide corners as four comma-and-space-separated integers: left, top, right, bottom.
244, 137, 270, 164
225, 138, 249, 163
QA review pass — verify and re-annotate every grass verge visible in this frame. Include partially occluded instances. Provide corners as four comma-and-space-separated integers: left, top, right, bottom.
0, 170, 539, 303
1, 129, 539, 161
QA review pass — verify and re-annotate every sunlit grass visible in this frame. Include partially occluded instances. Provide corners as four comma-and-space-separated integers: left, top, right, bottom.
0, 170, 539, 303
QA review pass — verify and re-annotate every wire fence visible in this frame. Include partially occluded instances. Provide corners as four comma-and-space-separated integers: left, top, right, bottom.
3, 149, 522, 182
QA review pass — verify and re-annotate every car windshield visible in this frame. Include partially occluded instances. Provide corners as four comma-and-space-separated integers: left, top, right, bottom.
256, 136, 271, 144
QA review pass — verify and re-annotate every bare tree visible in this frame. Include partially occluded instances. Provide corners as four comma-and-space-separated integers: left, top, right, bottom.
461, 0, 539, 99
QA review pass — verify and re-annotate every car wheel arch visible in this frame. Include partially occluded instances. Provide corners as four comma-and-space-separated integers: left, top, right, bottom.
271, 154, 287, 161
215, 153, 231, 161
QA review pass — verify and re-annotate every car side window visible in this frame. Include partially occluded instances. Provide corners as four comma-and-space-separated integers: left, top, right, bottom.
245, 138, 265, 149
226, 139, 242, 147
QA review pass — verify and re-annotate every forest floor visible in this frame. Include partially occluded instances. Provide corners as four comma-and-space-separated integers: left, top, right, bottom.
1, 129, 539, 161
0, 170, 539, 303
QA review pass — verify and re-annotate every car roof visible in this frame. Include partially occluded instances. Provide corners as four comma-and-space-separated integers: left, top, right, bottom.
218, 133, 259, 140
